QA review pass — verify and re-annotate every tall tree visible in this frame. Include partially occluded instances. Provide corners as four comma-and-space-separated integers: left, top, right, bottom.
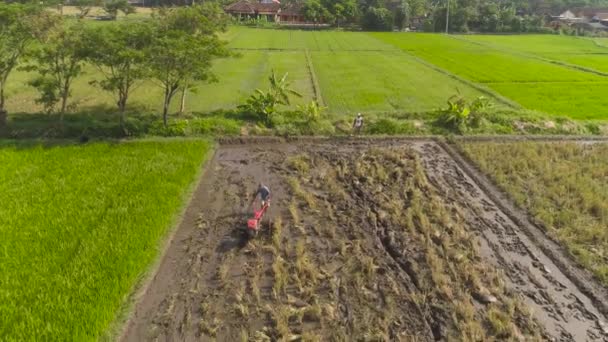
82, 21, 153, 130
327, 0, 358, 26
103, 0, 135, 20
148, 5, 231, 126
361, 6, 394, 31
74, 0, 103, 19
0, 4, 55, 127
24, 22, 87, 121
303, 0, 333, 24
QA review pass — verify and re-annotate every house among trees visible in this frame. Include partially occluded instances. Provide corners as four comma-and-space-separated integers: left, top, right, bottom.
551, 8, 608, 31
224, 0, 305, 23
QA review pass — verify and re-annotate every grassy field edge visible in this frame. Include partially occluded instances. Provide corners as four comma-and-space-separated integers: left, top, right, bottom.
103, 138, 217, 342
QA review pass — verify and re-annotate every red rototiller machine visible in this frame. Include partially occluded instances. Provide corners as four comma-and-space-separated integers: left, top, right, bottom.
244, 201, 270, 238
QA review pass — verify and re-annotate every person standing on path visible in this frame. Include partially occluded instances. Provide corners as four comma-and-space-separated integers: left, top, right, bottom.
352, 113, 363, 135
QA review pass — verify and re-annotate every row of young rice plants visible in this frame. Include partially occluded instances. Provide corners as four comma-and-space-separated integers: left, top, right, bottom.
310, 50, 485, 113
489, 82, 608, 120
551, 54, 608, 74
226, 28, 486, 115
372, 32, 608, 119
459, 35, 608, 74
0, 139, 211, 341
228, 27, 397, 51
460, 141, 608, 285
4, 50, 314, 115
165, 50, 315, 111
372, 33, 603, 83
227, 26, 310, 50
461, 34, 607, 55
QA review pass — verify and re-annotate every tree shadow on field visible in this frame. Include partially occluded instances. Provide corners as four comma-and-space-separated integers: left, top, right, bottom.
2, 103, 157, 139
1, 105, 251, 140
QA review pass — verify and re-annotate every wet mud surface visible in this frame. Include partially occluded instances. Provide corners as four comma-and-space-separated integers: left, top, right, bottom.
121, 140, 608, 342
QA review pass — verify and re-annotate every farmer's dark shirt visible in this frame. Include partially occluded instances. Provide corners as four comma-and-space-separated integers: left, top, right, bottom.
256, 186, 270, 200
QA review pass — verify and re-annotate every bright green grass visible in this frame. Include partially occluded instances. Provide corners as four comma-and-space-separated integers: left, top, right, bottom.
372, 32, 608, 119
461, 34, 608, 54
373, 33, 604, 83
311, 51, 484, 113
550, 54, 608, 73
461, 141, 608, 284
228, 27, 397, 51
489, 82, 608, 120
459, 35, 608, 74
0, 139, 211, 341
4, 51, 314, 114
595, 38, 608, 48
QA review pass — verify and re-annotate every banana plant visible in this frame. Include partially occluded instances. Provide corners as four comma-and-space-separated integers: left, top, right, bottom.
438, 93, 493, 133
239, 70, 301, 127
297, 100, 326, 123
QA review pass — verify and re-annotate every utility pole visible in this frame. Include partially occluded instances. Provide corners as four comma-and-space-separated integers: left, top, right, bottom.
445, 0, 449, 34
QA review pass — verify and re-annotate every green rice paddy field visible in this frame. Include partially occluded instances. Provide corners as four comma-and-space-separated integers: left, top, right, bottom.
0, 139, 211, 340
5, 26, 608, 120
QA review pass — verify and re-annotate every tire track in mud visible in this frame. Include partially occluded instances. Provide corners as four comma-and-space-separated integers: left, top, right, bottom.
414, 141, 608, 341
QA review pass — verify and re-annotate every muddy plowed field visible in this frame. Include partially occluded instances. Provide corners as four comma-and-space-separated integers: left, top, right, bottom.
121, 140, 608, 342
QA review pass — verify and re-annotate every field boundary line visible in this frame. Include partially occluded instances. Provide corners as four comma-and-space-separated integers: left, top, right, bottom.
216, 135, 608, 146
453, 135, 608, 142
111, 143, 218, 342
572, 36, 608, 50
452, 35, 608, 78
397, 49, 522, 109
304, 49, 325, 106
217, 135, 436, 145
590, 38, 608, 49
482, 80, 608, 84
229, 47, 398, 52
437, 138, 608, 318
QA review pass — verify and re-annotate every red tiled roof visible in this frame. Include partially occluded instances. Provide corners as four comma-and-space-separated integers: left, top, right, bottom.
280, 3, 302, 16
257, 3, 281, 13
225, 1, 256, 14
225, 0, 280, 14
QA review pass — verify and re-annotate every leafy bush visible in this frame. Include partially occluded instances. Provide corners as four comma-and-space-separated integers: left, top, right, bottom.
190, 117, 241, 136
366, 118, 415, 135
299, 119, 335, 135
148, 117, 241, 136
238, 90, 279, 127
238, 71, 301, 127
361, 7, 394, 31
278, 100, 334, 135
585, 123, 601, 135
274, 123, 300, 136
148, 119, 188, 136
436, 94, 494, 134
296, 100, 326, 123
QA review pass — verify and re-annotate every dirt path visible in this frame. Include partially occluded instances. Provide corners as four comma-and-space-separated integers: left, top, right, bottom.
121, 139, 608, 342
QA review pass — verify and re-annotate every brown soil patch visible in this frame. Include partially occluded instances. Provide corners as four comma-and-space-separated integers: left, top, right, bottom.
121, 139, 608, 341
